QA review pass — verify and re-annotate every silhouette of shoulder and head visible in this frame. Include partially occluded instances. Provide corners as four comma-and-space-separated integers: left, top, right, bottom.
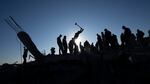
50, 47, 55, 55
122, 26, 131, 34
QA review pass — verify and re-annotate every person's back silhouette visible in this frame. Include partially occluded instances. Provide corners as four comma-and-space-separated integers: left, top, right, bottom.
96, 33, 103, 53
69, 38, 74, 54
23, 47, 28, 64
57, 34, 63, 55
63, 36, 67, 54
104, 29, 112, 48
74, 44, 79, 54
84, 40, 90, 53
122, 26, 132, 48
90, 43, 95, 54
120, 33, 125, 48
136, 29, 145, 47
79, 42, 84, 53
110, 34, 119, 49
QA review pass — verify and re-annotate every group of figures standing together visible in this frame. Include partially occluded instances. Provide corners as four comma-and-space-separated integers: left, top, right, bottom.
56, 24, 150, 55
57, 23, 84, 55
22, 23, 150, 64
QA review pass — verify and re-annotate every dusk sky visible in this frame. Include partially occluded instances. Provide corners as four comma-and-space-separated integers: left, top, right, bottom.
0, 0, 150, 64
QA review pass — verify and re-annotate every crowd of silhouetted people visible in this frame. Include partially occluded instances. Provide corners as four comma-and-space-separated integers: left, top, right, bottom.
55, 25, 150, 56
56, 26, 84, 55
21, 25, 150, 64
2, 22, 150, 84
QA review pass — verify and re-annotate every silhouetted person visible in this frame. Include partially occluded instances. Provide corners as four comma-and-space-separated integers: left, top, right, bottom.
84, 40, 90, 53
69, 38, 74, 54
69, 24, 84, 54
130, 33, 136, 48
96, 33, 103, 53
122, 26, 132, 48
110, 34, 119, 49
101, 32, 105, 48
23, 47, 28, 64
57, 34, 63, 55
79, 42, 84, 53
122, 26, 131, 35
74, 28, 84, 39
63, 36, 67, 54
120, 33, 125, 48
90, 42, 95, 54
74, 44, 79, 54
104, 29, 112, 48
51, 47, 55, 55
136, 29, 145, 47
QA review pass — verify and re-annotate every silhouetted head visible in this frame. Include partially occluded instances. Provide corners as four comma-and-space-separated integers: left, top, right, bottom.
104, 28, 107, 31
72, 38, 75, 41
51, 47, 55, 51
59, 34, 62, 37
50, 47, 55, 55
84, 40, 90, 46
112, 34, 117, 37
97, 33, 101, 38
75, 22, 77, 25
122, 26, 126, 29
64, 36, 66, 39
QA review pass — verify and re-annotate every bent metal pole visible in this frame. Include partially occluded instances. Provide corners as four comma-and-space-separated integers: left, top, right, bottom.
4, 16, 44, 61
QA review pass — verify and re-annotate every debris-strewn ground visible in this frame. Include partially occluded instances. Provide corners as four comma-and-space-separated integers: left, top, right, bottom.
1, 49, 150, 84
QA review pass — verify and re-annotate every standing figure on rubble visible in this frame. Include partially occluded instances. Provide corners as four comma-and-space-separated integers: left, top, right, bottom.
122, 26, 132, 48
101, 32, 105, 48
120, 33, 125, 48
23, 47, 28, 64
95, 33, 103, 53
136, 29, 145, 48
57, 34, 63, 55
104, 29, 112, 48
74, 44, 79, 54
90, 43, 95, 54
79, 42, 84, 53
84, 40, 91, 53
69, 38, 74, 54
110, 34, 119, 49
63, 36, 68, 54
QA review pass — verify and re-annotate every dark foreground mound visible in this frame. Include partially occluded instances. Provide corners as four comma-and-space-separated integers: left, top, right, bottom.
1, 50, 150, 84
